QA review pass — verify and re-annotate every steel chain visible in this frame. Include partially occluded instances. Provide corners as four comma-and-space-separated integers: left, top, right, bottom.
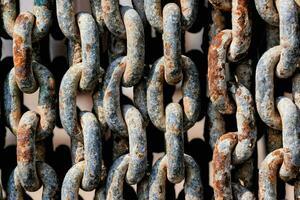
1, 0, 300, 199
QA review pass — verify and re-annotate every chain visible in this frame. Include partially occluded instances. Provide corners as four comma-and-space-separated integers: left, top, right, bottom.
1, 0, 300, 199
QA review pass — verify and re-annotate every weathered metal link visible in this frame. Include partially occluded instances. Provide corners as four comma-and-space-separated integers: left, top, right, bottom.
254, 0, 279, 26
213, 133, 237, 200
165, 103, 184, 183
147, 55, 200, 132
57, 2, 102, 91
93, 57, 124, 132
256, 46, 282, 130
208, 30, 235, 115
17, 111, 40, 191
7, 161, 59, 200
61, 111, 102, 197
77, 12, 101, 91
149, 155, 204, 200
255, 0, 300, 78
59, 64, 87, 142
121, 6, 145, 87
90, 0, 105, 33
6, 108, 59, 198
1, 0, 52, 41
258, 148, 290, 199
102, 0, 126, 38
104, 59, 128, 136
275, 0, 300, 78
227, 0, 251, 62
106, 105, 147, 199
276, 97, 300, 181
4, 62, 56, 141
123, 105, 147, 184
212, 84, 257, 199
56, 0, 79, 42
13, 12, 38, 93
80, 111, 102, 191
163, 3, 182, 85
230, 83, 257, 164
61, 161, 85, 200
144, 0, 198, 32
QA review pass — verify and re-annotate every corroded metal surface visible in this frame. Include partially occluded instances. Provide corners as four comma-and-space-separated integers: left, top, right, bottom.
2, 0, 300, 199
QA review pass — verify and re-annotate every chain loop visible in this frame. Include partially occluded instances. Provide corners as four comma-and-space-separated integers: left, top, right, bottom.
4, 62, 56, 141
144, 0, 198, 32
147, 55, 200, 132
1, 0, 52, 41
149, 155, 204, 200
106, 105, 147, 199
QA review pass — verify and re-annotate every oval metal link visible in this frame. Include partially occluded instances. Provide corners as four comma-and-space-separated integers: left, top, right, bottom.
1, 0, 52, 41
256, 46, 282, 130
149, 155, 204, 200
254, 0, 279, 26
275, 0, 300, 78
208, 30, 235, 115
102, 0, 126, 38
147, 55, 200, 132
121, 6, 145, 87
59, 64, 84, 142
106, 105, 147, 198
230, 83, 257, 165
16, 111, 40, 191
165, 103, 184, 183
144, 0, 198, 32
163, 3, 182, 85
276, 97, 300, 181
7, 162, 59, 200
13, 12, 38, 93
61, 161, 85, 200
104, 59, 127, 136
80, 111, 102, 191
77, 12, 101, 91
227, 0, 251, 62
56, 0, 79, 42
259, 148, 286, 199
4, 62, 56, 141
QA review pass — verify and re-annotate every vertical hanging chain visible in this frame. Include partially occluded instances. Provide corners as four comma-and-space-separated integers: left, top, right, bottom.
3, 0, 300, 199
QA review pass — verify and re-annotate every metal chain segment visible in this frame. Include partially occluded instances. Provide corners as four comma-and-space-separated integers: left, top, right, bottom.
144, 0, 198, 32
144, 0, 202, 196
57, 1, 102, 91
103, 17, 148, 196
3, 0, 297, 199
207, 0, 258, 199
255, 0, 300, 79
4, 54, 58, 197
61, 111, 102, 198
147, 55, 200, 132
105, 105, 147, 199
212, 83, 257, 199
1, 0, 52, 41
148, 155, 203, 200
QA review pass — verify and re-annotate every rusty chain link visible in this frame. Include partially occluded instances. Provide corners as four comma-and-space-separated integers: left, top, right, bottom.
1, 0, 300, 199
